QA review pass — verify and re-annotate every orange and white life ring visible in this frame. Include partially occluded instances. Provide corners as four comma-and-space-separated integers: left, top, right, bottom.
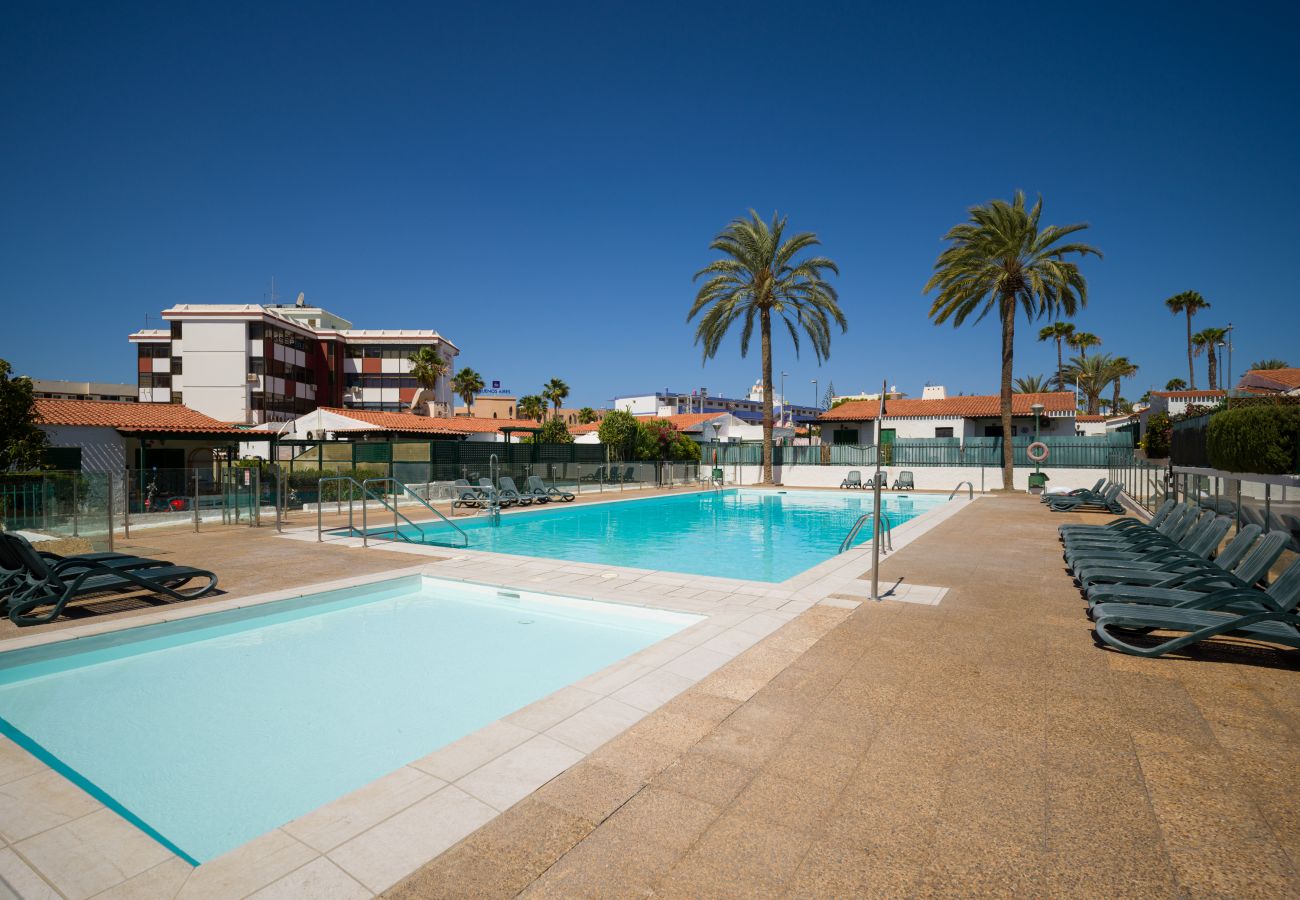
1026, 441, 1050, 463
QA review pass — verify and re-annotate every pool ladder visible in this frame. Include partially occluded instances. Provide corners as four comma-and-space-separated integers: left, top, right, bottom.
949, 481, 974, 500
316, 476, 469, 548
839, 511, 893, 554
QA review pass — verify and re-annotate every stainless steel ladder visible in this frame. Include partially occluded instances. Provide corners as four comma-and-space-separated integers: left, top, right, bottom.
316, 476, 469, 547
949, 481, 974, 500
839, 511, 893, 554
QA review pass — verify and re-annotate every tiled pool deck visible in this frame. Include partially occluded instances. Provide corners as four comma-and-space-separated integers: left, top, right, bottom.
2, 490, 1297, 897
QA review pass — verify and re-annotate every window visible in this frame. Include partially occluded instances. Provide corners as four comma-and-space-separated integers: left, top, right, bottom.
248, 322, 264, 340
249, 357, 265, 375
171, 357, 183, 374
171, 392, 183, 404
832, 428, 859, 445
170, 321, 183, 339
935, 427, 954, 438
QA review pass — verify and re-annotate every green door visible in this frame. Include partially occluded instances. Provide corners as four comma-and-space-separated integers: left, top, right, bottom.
879, 428, 896, 465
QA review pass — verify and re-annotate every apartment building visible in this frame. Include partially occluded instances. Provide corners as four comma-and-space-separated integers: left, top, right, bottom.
31, 379, 138, 402
129, 302, 458, 424
612, 380, 821, 426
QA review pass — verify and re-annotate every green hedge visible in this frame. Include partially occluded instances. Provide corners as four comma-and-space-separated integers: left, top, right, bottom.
285, 467, 387, 501
1206, 407, 1300, 474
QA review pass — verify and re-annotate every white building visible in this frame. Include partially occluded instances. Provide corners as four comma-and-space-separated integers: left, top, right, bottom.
611, 384, 820, 426
128, 302, 458, 425
570, 412, 793, 445
818, 387, 1078, 443
31, 380, 138, 402
263, 407, 543, 444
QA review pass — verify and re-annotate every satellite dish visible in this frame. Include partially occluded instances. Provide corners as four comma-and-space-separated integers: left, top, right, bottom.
296, 292, 306, 307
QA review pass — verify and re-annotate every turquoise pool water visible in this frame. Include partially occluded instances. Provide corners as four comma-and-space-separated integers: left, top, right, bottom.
0, 577, 698, 863
403, 489, 947, 582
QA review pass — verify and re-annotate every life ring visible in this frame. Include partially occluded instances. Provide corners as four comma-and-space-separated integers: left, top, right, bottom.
1026, 441, 1050, 463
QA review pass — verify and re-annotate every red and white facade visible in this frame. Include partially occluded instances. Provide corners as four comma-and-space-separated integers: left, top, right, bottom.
129, 304, 458, 425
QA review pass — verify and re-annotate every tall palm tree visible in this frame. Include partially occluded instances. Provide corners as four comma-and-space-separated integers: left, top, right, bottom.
407, 347, 448, 412
576, 406, 598, 424
1165, 378, 1188, 391
1067, 331, 1101, 358
1165, 290, 1210, 389
1110, 356, 1139, 412
1014, 374, 1051, 393
518, 394, 545, 421
1037, 321, 1075, 390
1067, 353, 1124, 415
1192, 326, 1228, 389
542, 378, 570, 418
690, 210, 844, 484
926, 192, 1100, 489
450, 367, 485, 416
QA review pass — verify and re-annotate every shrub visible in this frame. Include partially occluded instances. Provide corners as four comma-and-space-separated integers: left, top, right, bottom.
285, 467, 386, 500
525, 417, 573, 444
1142, 412, 1171, 459
1206, 406, 1300, 474
597, 410, 638, 461
634, 419, 700, 461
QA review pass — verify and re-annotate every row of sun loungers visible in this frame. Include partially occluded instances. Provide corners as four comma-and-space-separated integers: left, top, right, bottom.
1057, 497, 1299, 658
0, 532, 218, 627
839, 471, 915, 490
451, 476, 576, 509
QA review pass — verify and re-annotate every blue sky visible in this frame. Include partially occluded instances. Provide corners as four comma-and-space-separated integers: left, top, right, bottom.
3, 1, 1297, 409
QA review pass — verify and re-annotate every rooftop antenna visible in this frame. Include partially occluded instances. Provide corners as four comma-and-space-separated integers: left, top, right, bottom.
296, 291, 306, 308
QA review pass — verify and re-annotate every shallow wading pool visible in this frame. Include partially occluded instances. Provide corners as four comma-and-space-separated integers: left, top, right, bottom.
0, 576, 699, 863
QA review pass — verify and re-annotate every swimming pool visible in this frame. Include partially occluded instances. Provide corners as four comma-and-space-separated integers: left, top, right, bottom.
396, 489, 947, 582
0, 576, 698, 863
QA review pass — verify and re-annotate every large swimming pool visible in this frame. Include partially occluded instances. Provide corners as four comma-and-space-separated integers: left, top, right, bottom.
0, 576, 698, 863
401, 489, 947, 582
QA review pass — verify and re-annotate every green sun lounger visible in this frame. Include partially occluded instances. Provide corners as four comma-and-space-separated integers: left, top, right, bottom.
5, 533, 218, 627
1061, 504, 1196, 555
1076, 524, 1260, 590
840, 471, 863, 489
1043, 478, 1106, 504
1091, 557, 1300, 658
527, 476, 574, 502
497, 476, 534, 506
1084, 531, 1290, 610
0, 534, 177, 609
1065, 511, 1222, 570
1058, 498, 1177, 540
1070, 516, 1231, 581
892, 471, 915, 490
1047, 483, 1124, 514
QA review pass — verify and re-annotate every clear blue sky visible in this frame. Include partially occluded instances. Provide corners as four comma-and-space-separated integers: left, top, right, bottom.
3, 1, 1297, 409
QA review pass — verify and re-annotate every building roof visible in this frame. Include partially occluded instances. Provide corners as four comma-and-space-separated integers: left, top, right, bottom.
314, 408, 539, 436
1148, 389, 1227, 400
819, 392, 1076, 422
1242, 368, 1300, 391
34, 399, 247, 434
1074, 414, 1107, 422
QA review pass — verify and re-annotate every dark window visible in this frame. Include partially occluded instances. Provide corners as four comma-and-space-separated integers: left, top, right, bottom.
170, 321, 183, 339
365, 347, 383, 358
171, 392, 183, 405
171, 357, 183, 374
832, 428, 859, 445
935, 427, 954, 438
249, 357, 265, 375
248, 322, 264, 340
345, 344, 363, 358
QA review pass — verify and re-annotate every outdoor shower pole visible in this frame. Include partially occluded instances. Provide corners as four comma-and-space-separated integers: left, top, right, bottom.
871, 379, 886, 602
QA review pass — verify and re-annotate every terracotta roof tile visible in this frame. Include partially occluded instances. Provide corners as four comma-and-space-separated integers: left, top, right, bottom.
316, 408, 541, 435
819, 392, 1076, 422
1244, 368, 1300, 390
34, 399, 247, 434
1074, 414, 1107, 422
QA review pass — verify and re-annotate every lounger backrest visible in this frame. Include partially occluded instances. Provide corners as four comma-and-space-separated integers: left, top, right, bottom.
499, 477, 519, 493
1265, 557, 1300, 612
527, 476, 545, 491
1148, 499, 1177, 529
0, 534, 27, 575
1167, 507, 1207, 543
1213, 524, 1262, 573
1090, 478, 1106, 494
1233, 531, 1289, 587
1185, 516, 1233, 558
1, 533, 55, 583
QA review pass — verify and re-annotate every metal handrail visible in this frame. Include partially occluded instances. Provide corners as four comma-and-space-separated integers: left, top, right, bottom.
949, 481, 974, 500
362, 477, 470, 548
839, 512, 893, 554
317, 476, 360, 542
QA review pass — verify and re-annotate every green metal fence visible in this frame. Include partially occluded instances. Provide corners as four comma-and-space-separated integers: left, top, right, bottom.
716, 435, 1129, 468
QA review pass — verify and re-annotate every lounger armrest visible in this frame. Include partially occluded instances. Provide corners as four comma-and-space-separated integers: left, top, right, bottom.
1175, 589, 1285, 613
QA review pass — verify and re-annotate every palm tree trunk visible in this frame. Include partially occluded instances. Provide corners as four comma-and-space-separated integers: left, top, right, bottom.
1208, 348, 1218, 390
999, 297, 1015, 490
760, 308, 774, 485
1186, 311, 1196, 389
1112, 378, 1121, 413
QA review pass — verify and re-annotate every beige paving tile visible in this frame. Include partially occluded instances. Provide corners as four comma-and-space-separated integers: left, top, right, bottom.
248, 857, 371, 900
16, 808, 174, 900
0, 737, 46, 787
543, 697, 646, 754
328, 785, 496, 893
176, 829, 315, 900
609, 669, 695, 712
93, 857, 194, 899
503, 685, 603, 732
0, 846, 61, 900
0, 769, 101, 843
407, 719, 534, 782
282, 765, 446, 853
456, 735, 586, 811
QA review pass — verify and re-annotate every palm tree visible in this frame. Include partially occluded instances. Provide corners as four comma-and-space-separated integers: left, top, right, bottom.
925, 192, 1100, 489
1067, 353, 1124, 415
1192, 326, 1228, 389
1110, 356, 1139, 412
408, 347, 448, 412
518, 394, 545, 421
690, 210, 844, 484
542, 378, 570, 418
1165, 378, 1188, 391
1067, 331, 1101, 358
450, 367, 485, 416
1164, 290, 1210, 388
1250, 358, 1289, 370
1014, 374, 1051, 393
1037, 321, 1075, 390
576, 406, 598, 424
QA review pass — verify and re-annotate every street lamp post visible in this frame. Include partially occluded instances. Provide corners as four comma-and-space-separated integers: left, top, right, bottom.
811, 379, 818, 445
710, 421, 721, 485
779, 371, 789, 430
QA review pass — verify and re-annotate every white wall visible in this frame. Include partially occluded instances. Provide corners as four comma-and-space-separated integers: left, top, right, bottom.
727, 464, 1108, 492
181, 320, 250, 422
42, 425, 126, 472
